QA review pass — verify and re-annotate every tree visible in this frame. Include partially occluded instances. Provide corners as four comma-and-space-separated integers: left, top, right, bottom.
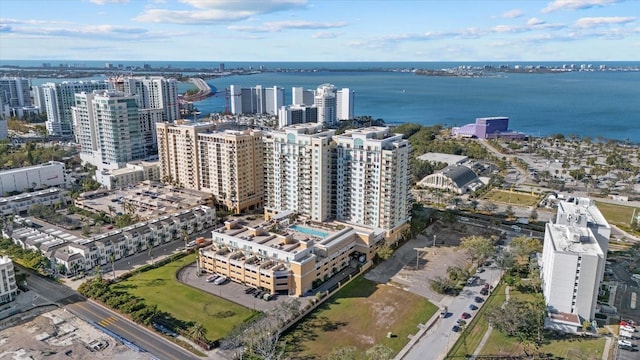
186, 322, 208, 343
483, 201, 498, 213
459, 235, 495, 266
505, 205, 515, 219
376, 244, 394, 261
495, 250, 515, 270
529, 208, 538, 222
510, 236, 543, 260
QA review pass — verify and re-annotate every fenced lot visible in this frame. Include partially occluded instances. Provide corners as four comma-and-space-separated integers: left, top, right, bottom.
482, 189, 541, 207
282, 277, 437, 359
112, 254, 256, 343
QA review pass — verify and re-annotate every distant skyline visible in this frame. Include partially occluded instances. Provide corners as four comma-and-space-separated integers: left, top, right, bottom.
1, 0, 639, 62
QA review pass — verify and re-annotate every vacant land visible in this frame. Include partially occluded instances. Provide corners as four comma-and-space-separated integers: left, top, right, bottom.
283, 277, 437, 359
595, 201, 639, 227
111, 254, 256, 342
482, 189, 541, 207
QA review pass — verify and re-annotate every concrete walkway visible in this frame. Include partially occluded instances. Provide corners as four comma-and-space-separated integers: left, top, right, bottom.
601, 336, 612, 360
471, 286, 510, 356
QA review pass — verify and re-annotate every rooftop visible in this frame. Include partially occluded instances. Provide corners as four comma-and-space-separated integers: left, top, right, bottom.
546, 222, 603, 257
557, 198, 609, 228
417, 152, 469, 165
0, 161, 64, 176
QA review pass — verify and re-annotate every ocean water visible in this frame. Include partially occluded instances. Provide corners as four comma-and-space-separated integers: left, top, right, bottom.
17, 61, 640, 142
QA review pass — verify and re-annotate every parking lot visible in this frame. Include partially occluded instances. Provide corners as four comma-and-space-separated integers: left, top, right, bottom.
177, 263, 312, 313
616, 321, 639, 360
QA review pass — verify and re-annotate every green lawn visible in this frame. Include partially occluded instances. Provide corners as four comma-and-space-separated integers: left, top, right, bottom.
482, 189, 541, 207
283, 277, 437, 359
595, 201, 639, 227
112, 254, 256, 342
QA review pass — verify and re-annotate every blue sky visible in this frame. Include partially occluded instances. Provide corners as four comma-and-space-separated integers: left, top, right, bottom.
1, 0, 638, 61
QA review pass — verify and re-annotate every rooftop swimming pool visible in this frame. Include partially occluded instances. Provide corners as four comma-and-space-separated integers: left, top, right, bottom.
289, 225, 329, 238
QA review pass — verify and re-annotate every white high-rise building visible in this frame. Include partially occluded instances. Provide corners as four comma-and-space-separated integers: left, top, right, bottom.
540, 198, 610, 324
40, 81, 110, 137
123, 77, 179, 122
0, 161, 69, 195
230, 85, 284, 115
314, 84, 337, 126
333, 127, 412, 232
277, 105, 318, 128
292, 87, 315, 106
336, 88, 354, 120
0, 256, 18, 304
263, 123, 335, 222
72, 90, 144, 171
0, 77, 32, 118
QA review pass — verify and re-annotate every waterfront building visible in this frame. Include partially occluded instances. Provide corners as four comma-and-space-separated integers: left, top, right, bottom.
263, 123, 335, 222
277, 104, 318, 128
229, 85, 284, 116
336, 88, 354, 120
417, 164, 484, 194
291, 87, 315, 106
0, 256, 18, 304
451, 116, 525, 140
39, 80, 110, 137
122, 76, 180, 122
156, 120, 264, 213
0, 77, 35, 119
72, 90, 145, 172
314, 83, 337, 126
333, 127, 412, 238
540, 198, 610, 329
198, 217, 384, 296
0, 188, 67, 216
0, 162, 69, 196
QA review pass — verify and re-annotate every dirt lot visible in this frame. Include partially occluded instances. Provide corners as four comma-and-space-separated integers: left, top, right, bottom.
366, 219, 501, 305
0, 308, 149, 360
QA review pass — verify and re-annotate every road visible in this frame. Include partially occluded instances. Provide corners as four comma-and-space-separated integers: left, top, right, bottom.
402, 265, 502, 360
20, 265, 200, 360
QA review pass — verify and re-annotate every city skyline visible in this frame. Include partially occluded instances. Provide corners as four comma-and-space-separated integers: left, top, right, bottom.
1, 0, 639, 62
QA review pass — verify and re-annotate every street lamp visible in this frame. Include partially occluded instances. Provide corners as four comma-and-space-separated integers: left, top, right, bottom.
433, 235, 437, 247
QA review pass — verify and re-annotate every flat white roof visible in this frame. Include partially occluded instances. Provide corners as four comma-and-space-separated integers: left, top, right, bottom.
417, 152, 468, 165
558, 198, 609, 228
547, 223, 603, 256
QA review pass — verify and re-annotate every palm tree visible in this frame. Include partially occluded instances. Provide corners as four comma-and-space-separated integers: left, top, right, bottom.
107, 205, 116, 222
109, 254, 116, 279
186, 322, 207, 343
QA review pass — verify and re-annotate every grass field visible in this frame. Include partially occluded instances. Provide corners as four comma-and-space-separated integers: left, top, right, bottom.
112, 254, 256, 342
595, 201, 639, 227
446, 283, 608, 359
482, 189, 541, 207
283, 277, 437, 359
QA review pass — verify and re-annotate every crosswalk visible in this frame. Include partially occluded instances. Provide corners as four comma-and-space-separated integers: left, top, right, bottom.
98, 316, 118, 327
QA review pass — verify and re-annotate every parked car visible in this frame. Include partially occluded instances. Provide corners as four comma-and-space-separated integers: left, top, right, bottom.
461, 312, 471, 319
480, 288, 489, 296
621, 325, 637, 333
451, 325, 461, 332
213, 276, 227, 285
244, 287, 256, 294
440, 307, 448, 318
476, 268, 485, 274
469, 304, 478, 311
618, 339, 633, 347
206, 274, 219, 282
475, 296, 484, 303
457, 319, 467, 326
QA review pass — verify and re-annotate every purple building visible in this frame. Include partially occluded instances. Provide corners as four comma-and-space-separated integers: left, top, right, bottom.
451, 116, 525, 139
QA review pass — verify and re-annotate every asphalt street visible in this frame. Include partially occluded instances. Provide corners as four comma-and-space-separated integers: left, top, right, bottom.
18, 266, 201, 360
402, 265, 502, 360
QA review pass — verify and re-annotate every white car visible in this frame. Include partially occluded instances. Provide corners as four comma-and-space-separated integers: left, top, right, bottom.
621, 325, 637, 333
618, 339, 632, 347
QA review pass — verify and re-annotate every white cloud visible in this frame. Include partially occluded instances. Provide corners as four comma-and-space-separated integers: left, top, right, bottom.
88, 0, 130, 4
527, 18, 546, 26
501, 9, 524, 18
136, 0, 306, 24
311, 31, 338, 39
575, 16, 636, 28
541, 0, 619, 14
228, 20, 347, 33
0, 21, 178, 41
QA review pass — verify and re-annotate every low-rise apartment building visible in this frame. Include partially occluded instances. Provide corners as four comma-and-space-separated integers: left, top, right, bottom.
0, 188, 67, 216
7, 205, 214, 275
198, 216, 385, 296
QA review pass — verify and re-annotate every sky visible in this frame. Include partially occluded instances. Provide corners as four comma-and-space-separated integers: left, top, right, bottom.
0, 0, 639, 62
